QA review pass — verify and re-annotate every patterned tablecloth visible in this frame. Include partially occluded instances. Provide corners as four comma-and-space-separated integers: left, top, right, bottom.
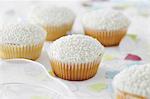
40, 35, 150, 99
0, 1, 150, 99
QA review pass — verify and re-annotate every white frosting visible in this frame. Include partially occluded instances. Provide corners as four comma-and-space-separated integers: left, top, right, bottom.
0, 23, 47, 45
82, 9, 130, 31
29, 6, 75, 26
113, 64, 150, 97
48, 35, 104, 63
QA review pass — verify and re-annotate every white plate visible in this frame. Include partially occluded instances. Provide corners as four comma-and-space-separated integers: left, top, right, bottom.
0, 59, 76, 99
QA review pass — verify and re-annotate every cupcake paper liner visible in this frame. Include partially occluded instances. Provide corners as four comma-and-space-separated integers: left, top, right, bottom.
84, 28, 127, 46
116, 90, 146, 99
50, 58, 101, 81
44, 22, 73, 41
0, 43, 44, 60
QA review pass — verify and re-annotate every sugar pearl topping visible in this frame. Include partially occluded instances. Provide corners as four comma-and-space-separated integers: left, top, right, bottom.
113, 64, 150, 97
29, 6, 75, 26
48, 35, 104, 63
0, 23, 46, 45
82, 9, 130, 31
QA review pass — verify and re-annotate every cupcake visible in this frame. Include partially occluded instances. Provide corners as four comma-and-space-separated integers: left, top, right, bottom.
81, 9, 130, 46
29, 6, 75, 41
113, 64, 150, 99
0, 23, 46, 60
48, 35, 104, 81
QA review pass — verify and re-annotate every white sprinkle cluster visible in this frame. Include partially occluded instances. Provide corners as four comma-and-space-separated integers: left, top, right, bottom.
48, 35, 104, 63
113, 64, 150, 97
0, 23, 47, 45
82, 9, 130, 31
29, 6, 75, 26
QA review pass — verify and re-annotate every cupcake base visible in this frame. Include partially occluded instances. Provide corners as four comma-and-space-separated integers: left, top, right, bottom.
44, 23, 73, 41
50, 59, 101, 81
84, 28, 127, 47
116, 90, 146, 99
0, 43, 43, 60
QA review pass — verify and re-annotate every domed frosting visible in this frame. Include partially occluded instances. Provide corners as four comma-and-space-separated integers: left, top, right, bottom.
29, 6, 75, 26
82, 9, 130, 31
0, 23, 46, 45
48, 34, 104, 63
113, 64, 150, 97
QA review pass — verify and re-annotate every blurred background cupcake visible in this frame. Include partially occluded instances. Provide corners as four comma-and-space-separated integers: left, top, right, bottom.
81, 9, 130, 46
48, 34, 104, 81
0, 22, 46, 60
113, 64, 150, 99
29, 6, 76, 41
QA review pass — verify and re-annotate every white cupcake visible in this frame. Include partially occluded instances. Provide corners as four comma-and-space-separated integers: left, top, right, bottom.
82, 9, 130, 46
48, 34, 104, 81
29, 6, 75, 41
113, 64, 150, 99
0, 22, 46, 60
